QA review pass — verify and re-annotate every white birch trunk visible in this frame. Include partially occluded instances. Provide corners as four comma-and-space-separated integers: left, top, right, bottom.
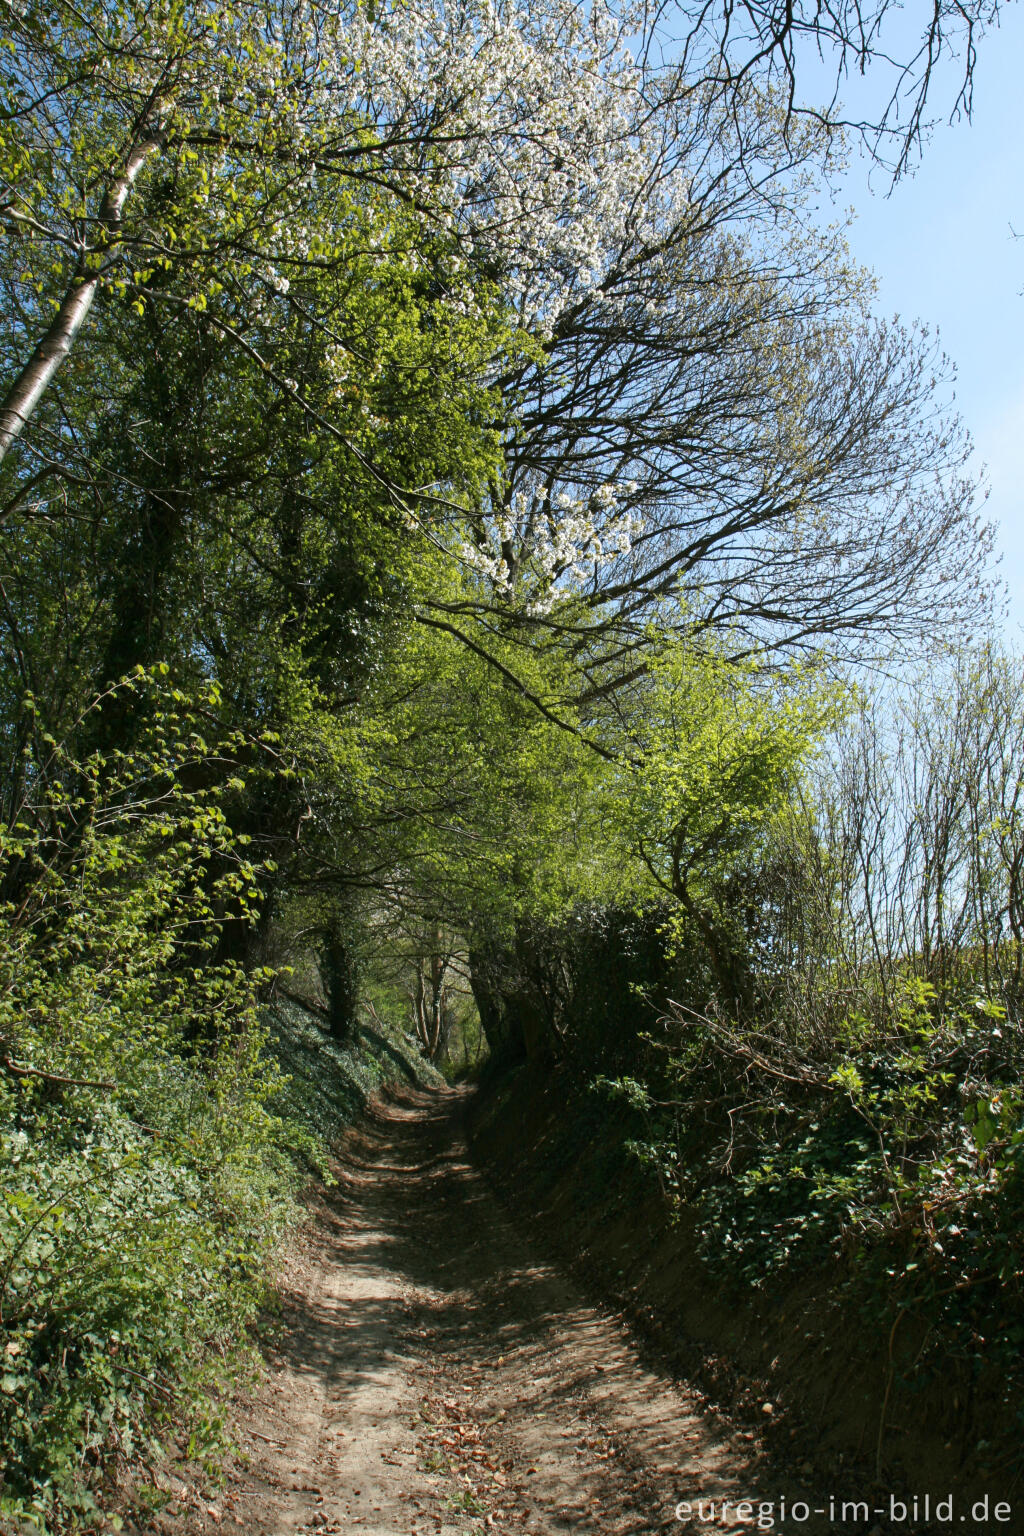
0, 132, 163, 463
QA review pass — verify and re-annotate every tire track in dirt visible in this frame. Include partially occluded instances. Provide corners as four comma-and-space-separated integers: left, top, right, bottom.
159, 1086, 778, 1536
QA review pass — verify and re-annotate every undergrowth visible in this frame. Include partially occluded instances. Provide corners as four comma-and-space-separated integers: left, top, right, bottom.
0, 678, 430, 1533
597, 973, 1024, 1424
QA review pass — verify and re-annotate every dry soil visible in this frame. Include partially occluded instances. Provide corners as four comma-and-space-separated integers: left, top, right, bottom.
153, 1086, 842, 1536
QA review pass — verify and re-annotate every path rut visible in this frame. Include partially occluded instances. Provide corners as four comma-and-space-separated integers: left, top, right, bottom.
167, 1086, 778, 1536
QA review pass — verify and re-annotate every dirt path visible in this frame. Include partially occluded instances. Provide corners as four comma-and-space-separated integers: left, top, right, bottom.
168, 1087, 783, 1536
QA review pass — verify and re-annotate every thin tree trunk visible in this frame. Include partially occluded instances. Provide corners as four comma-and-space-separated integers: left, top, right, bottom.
0, 131, 163, 465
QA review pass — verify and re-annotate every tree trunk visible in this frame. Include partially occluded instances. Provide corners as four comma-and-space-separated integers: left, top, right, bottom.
323, 916, 359, 1043
0, 130, 163, 465
468, 946, 526, 1063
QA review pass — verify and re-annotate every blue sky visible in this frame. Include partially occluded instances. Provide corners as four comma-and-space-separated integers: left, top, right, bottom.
818, 3, 1024, 639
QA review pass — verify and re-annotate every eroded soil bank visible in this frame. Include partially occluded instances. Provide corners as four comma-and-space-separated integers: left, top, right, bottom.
468, 1069, 1018, 1534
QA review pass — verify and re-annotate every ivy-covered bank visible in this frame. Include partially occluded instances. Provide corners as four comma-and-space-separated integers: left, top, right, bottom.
0, 738, 435, 1536
469, 913, 1024, 1493
1, 999, 433, 1534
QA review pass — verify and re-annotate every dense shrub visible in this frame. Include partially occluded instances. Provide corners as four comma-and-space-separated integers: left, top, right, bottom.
468, 902, 712, 1072
0, 675, 424, 1532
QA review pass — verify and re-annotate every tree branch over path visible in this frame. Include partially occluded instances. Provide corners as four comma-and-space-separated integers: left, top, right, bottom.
413, 612, 621, 764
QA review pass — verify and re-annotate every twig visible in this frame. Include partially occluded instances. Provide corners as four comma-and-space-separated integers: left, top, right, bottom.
876, 1307, 906, 1483
360, 997, 387, 1030
113, 1362, 175, 1401
2, 1055, 114, 1090
247, 1428, 287, 1447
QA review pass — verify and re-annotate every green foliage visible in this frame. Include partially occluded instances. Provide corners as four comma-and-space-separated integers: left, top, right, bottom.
0, 674, 430, 1531
595, 638, 847, 987
0, 676, 278, 1526
477, 646, 1024, 1413
603, 642, 842, 882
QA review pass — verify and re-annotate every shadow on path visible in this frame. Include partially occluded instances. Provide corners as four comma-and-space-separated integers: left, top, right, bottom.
155, 1085, 816, 1536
